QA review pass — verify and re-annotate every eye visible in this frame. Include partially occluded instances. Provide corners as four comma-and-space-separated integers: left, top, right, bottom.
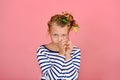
62, 34, 67, 37
53, 34, 58, 37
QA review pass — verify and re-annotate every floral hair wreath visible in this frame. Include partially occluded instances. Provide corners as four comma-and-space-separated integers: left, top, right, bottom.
61, 11, 79, 32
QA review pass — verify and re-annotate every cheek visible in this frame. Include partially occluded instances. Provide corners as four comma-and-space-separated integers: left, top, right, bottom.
51, 36, 58, 43
64, 36, 68, 39
63, 35, 69, 40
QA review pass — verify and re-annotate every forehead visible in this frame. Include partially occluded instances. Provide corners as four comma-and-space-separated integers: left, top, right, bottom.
50, 25, 69, 34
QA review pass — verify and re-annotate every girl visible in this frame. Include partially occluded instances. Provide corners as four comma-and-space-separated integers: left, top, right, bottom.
36, 12, 81, 80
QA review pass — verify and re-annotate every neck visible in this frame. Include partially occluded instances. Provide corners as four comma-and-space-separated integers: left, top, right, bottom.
50, 42, 58, 47
49, 42, 59, 51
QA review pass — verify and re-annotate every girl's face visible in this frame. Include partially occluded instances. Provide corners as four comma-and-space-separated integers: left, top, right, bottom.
49, 24, 69, 45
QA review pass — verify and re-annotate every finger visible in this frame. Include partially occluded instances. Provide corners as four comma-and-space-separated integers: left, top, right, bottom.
61, 40, 68, 46
65, 41, 70, 46
63, 45, 67, 50
67, 41, 73, 49
61, 39, 67, 44
58, 40, 67, 49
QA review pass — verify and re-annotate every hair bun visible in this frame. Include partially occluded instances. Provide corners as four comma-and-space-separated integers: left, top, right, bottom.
62, 11, 79, 32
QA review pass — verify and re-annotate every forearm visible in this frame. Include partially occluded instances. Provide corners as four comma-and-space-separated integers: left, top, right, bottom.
62, 59, 79, 79
65, 53, 71, 60
37, 54, 65, 75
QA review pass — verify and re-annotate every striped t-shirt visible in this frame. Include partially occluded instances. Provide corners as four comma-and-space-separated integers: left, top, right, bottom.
36, 45, 81, 80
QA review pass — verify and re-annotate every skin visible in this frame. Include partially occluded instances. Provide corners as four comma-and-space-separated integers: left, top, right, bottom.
46, 24, 73, 60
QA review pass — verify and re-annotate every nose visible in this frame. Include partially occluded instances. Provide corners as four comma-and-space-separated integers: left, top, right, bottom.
58, 36, 62, 42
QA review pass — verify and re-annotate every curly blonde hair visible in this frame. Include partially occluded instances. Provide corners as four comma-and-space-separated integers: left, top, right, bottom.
48, 12, 78, 32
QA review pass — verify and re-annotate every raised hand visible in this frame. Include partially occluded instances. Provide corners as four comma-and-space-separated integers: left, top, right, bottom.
58, 39, 67, 56
58, 39, 73, 60
65, 40, 73, 60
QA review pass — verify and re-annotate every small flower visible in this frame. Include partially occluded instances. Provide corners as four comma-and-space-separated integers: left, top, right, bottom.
61, 11, 80, 32
62, 18, 68, 23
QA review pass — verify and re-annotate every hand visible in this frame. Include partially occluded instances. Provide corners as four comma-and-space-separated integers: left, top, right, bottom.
65, 41, 73, 60
58, 39, 67, 56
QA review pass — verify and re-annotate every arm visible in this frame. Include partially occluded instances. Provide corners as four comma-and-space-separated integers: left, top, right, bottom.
63, 48, 81, 79
36, 47, 64, 79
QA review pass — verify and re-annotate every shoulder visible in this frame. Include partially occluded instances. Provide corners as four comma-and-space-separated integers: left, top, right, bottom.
72, 46, 81, 52
72, 45, 81, 56
36, 45, 46, 54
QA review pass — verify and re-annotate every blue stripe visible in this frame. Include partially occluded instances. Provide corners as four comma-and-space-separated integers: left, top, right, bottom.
50, 69, 56, 80
37, 55, 46, 58
53, 65, 61, 74
64, 65, 74, 71
52, 61, 63, 66
73, 63, 80, 68
39, 50, 47, 53
51, 66, 60, 77
73, 51, 80, 57
37, 57, 48, 62
54, 64, 62, 71
40, 61, 49, 65
42, 66, 50, 73
73, 61, 80, 64
65, 58, 72, 63
41, 64, 50, 69
65, 61, 73, 67
67, 68, 76, 77
50, 57, 64, 63
71, 73, 77, 80
46, 72, 51, 80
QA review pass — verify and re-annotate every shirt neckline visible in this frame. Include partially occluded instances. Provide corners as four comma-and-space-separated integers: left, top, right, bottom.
42, 45, 59, 53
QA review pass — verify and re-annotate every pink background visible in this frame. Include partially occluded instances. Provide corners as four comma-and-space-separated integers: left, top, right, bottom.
0, 0, 120, 80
